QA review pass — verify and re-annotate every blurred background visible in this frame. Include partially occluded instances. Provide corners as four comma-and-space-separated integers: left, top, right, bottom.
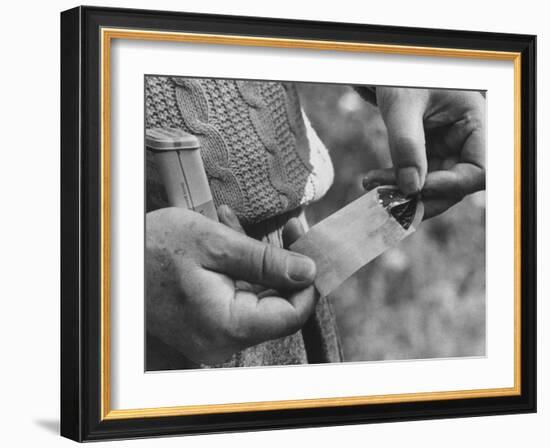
297, 82, 486, 362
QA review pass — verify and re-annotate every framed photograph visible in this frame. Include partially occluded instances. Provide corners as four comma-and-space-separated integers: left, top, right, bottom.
60, 6, 536, 441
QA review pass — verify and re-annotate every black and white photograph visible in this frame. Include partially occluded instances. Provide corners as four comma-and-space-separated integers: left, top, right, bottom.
144, 76, 486, 371
55, 5, 537, 442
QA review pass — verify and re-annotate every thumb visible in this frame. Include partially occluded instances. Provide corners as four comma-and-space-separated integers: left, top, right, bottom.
201, 222, 316, 291
377, 88, 428, 195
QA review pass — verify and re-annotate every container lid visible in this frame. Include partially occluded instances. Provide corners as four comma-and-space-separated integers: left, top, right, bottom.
146, 128, 200, 151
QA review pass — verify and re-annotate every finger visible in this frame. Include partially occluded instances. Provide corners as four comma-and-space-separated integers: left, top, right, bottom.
218, 205, 264, 293
422, 198, 456, 220
218, 204, 246, 234
231, 286, 318, 345
422, 163, 485, 201
423, 113, 485, 196
378, 89, 428, 195
457, 113, 486, 172
282, 217, 306, 248
202, 223, 317, 291
362, 168, 396, 191
457, 124, 485, 190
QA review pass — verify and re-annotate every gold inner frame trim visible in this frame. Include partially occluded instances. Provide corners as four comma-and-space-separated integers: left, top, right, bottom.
100, 27, 522, 421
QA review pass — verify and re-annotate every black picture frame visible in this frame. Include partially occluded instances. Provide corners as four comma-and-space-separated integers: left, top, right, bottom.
61, 5, 536, 442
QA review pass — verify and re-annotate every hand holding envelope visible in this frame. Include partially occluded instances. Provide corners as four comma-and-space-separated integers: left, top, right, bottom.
291, 186, 423, 297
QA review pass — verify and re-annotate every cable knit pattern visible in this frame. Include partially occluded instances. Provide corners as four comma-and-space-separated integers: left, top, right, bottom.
172, 78, 246, 216
236, 80, 298, 211
145, 76, 334, 224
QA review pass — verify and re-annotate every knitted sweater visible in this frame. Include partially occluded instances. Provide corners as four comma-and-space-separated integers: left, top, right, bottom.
145, 76, 334, 223
145, 76, 342, 369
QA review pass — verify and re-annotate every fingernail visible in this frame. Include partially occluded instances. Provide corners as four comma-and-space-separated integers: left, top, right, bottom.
397, 167, 420, 195
287, 254, 316, 283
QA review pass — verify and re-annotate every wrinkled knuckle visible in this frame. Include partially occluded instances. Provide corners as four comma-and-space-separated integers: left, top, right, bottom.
462, 112, 484, 133
252, 244, 270, 282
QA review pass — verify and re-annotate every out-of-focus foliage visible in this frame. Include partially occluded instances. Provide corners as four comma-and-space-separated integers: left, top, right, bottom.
298, 83, 486, 361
